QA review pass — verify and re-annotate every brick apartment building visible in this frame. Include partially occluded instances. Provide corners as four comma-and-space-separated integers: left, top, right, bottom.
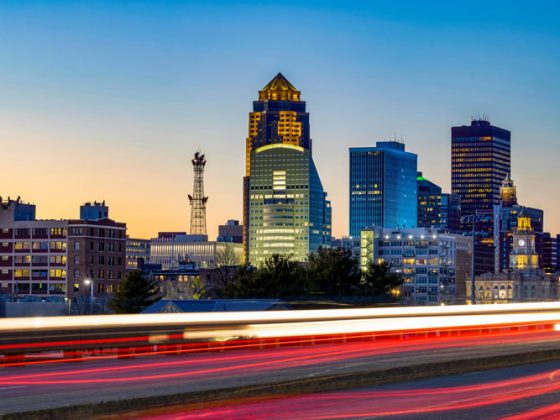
0, 198, 126, 299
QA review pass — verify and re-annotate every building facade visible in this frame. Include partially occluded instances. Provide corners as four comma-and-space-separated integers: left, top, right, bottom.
451, 118, 511, 220
126, 238, 151, 271
244, 74, 331, 264
468, 214, 558, 303
349, 141, 417, 238
417, 172, 461, 232
360, 227, 472, 305
217, 220, 243, 243
0, 198, 126, 299
149, 233, 243, 270
331, 236, 361, 258
243, 73, 312, 259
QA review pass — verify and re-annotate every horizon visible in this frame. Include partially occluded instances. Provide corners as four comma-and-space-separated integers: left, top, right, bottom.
2, 1, 559, 239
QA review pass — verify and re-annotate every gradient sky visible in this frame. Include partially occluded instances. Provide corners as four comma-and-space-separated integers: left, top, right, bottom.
1, 1, 559, 239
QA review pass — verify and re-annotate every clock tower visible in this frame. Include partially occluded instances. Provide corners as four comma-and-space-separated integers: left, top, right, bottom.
510, 212, 539, 274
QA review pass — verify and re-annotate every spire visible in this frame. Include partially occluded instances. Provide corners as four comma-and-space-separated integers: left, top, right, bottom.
499, 173, 517, 207
259, 73, 300, 101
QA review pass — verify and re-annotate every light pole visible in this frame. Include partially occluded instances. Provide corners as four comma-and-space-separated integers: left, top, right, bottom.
462, 211, 493, 305
84, 278, 94, 314
64, 297, 71, 315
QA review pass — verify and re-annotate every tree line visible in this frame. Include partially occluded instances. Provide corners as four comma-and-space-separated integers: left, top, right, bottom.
108, 247, 404, 313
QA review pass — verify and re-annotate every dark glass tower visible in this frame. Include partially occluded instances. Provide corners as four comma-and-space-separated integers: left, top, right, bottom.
417, 172, 461, 233
349, 141, 417, 238
451, 119, 511, 220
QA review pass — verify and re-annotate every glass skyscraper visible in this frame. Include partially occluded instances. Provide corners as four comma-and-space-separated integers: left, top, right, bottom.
244, 74, 331, 264
451, 119, 511, 220
349, 141, 417, 238
417, 172, 461, 233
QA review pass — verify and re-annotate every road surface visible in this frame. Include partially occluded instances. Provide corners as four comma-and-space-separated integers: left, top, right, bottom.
1, 328, 560, 416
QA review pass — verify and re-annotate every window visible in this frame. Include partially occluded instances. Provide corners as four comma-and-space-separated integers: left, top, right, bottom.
74, 255, 80, 264
73, 269, 80, 279
74, 241, 80, 251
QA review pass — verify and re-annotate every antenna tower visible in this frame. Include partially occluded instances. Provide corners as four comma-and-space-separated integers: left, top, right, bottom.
188, 152, 208, 235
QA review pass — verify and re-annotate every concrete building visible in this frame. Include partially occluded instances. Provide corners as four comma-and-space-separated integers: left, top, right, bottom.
331, 236, 361, 258
360, 227, 472, 305
217, 220, 243, 243
349, 141, 417, 237
468, 213, 558, 303
0, 197, 126, 300
126, 237, 151, 271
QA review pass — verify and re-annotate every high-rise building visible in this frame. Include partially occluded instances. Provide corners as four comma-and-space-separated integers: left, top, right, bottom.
244, 73, 331, 264
349, 141, 417, 237
416, 172, 461, 233
451, 119, 511, 220
188, 152, 208, 236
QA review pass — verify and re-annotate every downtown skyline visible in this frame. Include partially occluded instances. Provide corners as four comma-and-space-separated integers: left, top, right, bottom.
1, 1, 559, 240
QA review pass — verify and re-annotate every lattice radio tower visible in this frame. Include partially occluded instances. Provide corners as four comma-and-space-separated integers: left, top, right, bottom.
188, 152, 208, 235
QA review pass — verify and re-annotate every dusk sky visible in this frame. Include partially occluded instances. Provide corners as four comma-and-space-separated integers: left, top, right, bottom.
1, 1, 559, 239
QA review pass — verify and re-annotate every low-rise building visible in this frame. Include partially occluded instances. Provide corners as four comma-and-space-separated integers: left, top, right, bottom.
468, 213, 558, 303
0, 197, 126, 300
126, 237, 151, 271
149, 232, 242, 270
360, 227, 472, 305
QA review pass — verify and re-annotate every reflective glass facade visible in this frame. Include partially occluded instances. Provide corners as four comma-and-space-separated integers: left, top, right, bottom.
244, 74, 331, 264
349, 142, 417, 237
248, 144, 331, 264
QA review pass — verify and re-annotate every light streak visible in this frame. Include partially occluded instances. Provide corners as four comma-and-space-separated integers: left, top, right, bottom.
140, 368, 560, 419
2, 301, 560, 332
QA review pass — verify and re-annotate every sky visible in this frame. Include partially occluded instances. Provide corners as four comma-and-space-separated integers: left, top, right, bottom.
1, 1, 559, 239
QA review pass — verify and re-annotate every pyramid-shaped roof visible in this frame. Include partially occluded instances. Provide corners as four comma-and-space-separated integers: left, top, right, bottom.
259, 73, 300, 101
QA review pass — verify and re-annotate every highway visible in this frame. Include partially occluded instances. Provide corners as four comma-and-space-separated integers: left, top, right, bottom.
142, 361, 560, 419
2, 327, 560, 416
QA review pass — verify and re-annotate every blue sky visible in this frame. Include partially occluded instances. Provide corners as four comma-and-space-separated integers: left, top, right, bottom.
1, 1, 559, 238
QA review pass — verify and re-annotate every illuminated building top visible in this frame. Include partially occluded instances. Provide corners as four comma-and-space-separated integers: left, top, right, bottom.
258, 73, 301, 101
499, 174, 517, 207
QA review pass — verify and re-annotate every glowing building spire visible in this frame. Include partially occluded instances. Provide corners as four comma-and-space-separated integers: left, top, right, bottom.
188, 152, 208, 235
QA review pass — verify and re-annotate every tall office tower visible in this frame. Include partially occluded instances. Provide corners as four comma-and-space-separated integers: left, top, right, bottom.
349, 141, 417, 238
451, 118, 511, 220
188, 152, 208, 235
244, 73, 331, 264
417, 172, 461, 232
452, 119, 511, 276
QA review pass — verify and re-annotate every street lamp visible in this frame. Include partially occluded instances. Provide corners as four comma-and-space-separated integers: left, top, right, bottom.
64, 297, 71, 315
83, 278, 94, 314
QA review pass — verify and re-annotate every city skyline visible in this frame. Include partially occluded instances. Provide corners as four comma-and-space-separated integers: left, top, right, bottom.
2, 1, 559, 240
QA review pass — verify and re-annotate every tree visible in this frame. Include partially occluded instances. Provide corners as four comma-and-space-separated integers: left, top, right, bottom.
307, 247, 361, 296
360, 261, 404, 298
108, 271, 161, 314
224, 254, 308, 299
208, 243, 242, 297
